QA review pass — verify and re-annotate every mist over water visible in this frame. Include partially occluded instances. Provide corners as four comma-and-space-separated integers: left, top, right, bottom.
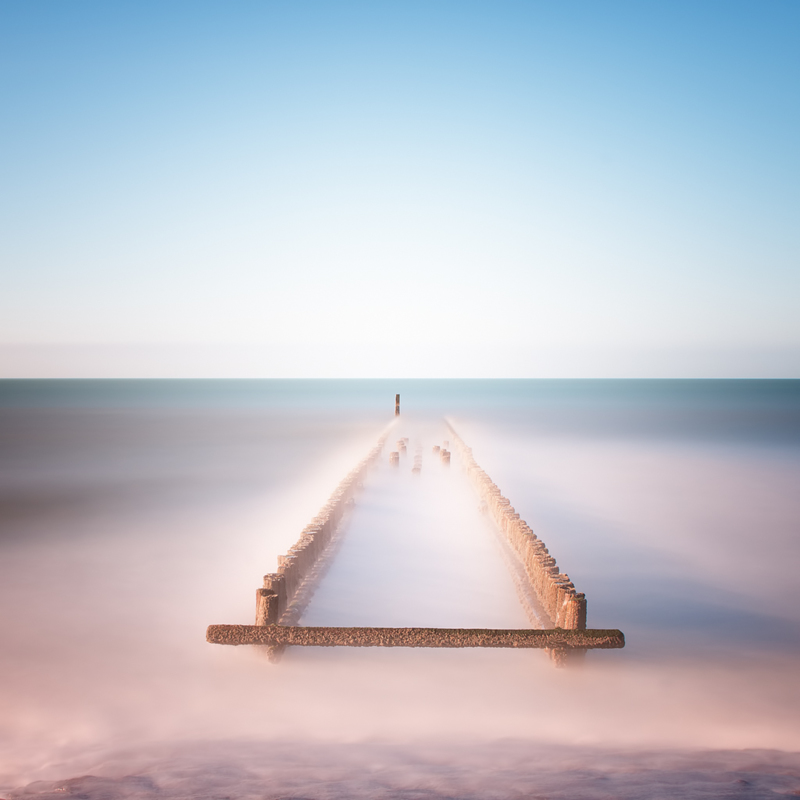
1, 380, 799, 798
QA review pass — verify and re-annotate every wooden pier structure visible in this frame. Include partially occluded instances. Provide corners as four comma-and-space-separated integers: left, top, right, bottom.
206, 395, 625, 665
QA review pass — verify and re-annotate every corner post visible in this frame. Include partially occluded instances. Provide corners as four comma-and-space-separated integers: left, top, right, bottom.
255, 589, 279, 626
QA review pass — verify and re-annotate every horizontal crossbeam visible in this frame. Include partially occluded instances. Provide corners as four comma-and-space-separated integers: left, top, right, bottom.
206, 624, 625, 649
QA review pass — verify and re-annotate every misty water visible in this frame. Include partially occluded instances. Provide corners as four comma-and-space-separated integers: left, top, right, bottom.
1, 380, 799, 798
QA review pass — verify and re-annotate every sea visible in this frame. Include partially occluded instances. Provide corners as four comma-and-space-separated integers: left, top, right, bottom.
1, 379, 799, 799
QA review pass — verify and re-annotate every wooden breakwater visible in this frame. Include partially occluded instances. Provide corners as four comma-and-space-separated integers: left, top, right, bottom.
208, 625, 624, 649
257, 429, 391, 628
447, 422, 586, 631
207, 399, 623, 665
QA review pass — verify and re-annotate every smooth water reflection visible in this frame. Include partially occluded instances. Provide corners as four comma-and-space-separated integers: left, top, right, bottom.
1, 380, 798, 796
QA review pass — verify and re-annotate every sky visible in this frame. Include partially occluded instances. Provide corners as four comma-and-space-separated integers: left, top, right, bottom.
1, 0, 798, 378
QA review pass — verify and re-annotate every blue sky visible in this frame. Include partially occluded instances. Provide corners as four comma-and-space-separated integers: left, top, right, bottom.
1, 1, 798, 377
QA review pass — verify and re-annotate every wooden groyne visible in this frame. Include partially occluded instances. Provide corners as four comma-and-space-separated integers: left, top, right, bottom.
447, 422, 586, 631
207, 397, 623, 665
207, 625, 624, 649
258, 430, 391, 628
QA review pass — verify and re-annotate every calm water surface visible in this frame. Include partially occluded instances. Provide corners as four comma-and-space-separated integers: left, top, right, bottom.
1, 380, 799, 798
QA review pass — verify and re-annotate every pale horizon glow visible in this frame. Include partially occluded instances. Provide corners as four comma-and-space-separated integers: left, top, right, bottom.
1, 1, 798, 378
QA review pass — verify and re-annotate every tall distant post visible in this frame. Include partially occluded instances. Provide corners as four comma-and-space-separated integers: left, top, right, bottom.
395, 394, 400, 416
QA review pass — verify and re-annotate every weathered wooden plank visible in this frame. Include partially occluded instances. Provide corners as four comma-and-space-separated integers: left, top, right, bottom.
206, 624, 625, 649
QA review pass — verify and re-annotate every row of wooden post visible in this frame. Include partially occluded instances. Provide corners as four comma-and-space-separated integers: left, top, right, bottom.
256, 433, 389, 626
447, 424, 587, 630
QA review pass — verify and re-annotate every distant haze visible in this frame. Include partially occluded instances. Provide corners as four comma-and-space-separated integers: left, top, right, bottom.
1, 1, 798, 378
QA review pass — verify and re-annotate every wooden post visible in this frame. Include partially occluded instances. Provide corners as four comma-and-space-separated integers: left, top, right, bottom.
263, 573, 287, 617
395, 394, 400, 415
255, 589, 279, 626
